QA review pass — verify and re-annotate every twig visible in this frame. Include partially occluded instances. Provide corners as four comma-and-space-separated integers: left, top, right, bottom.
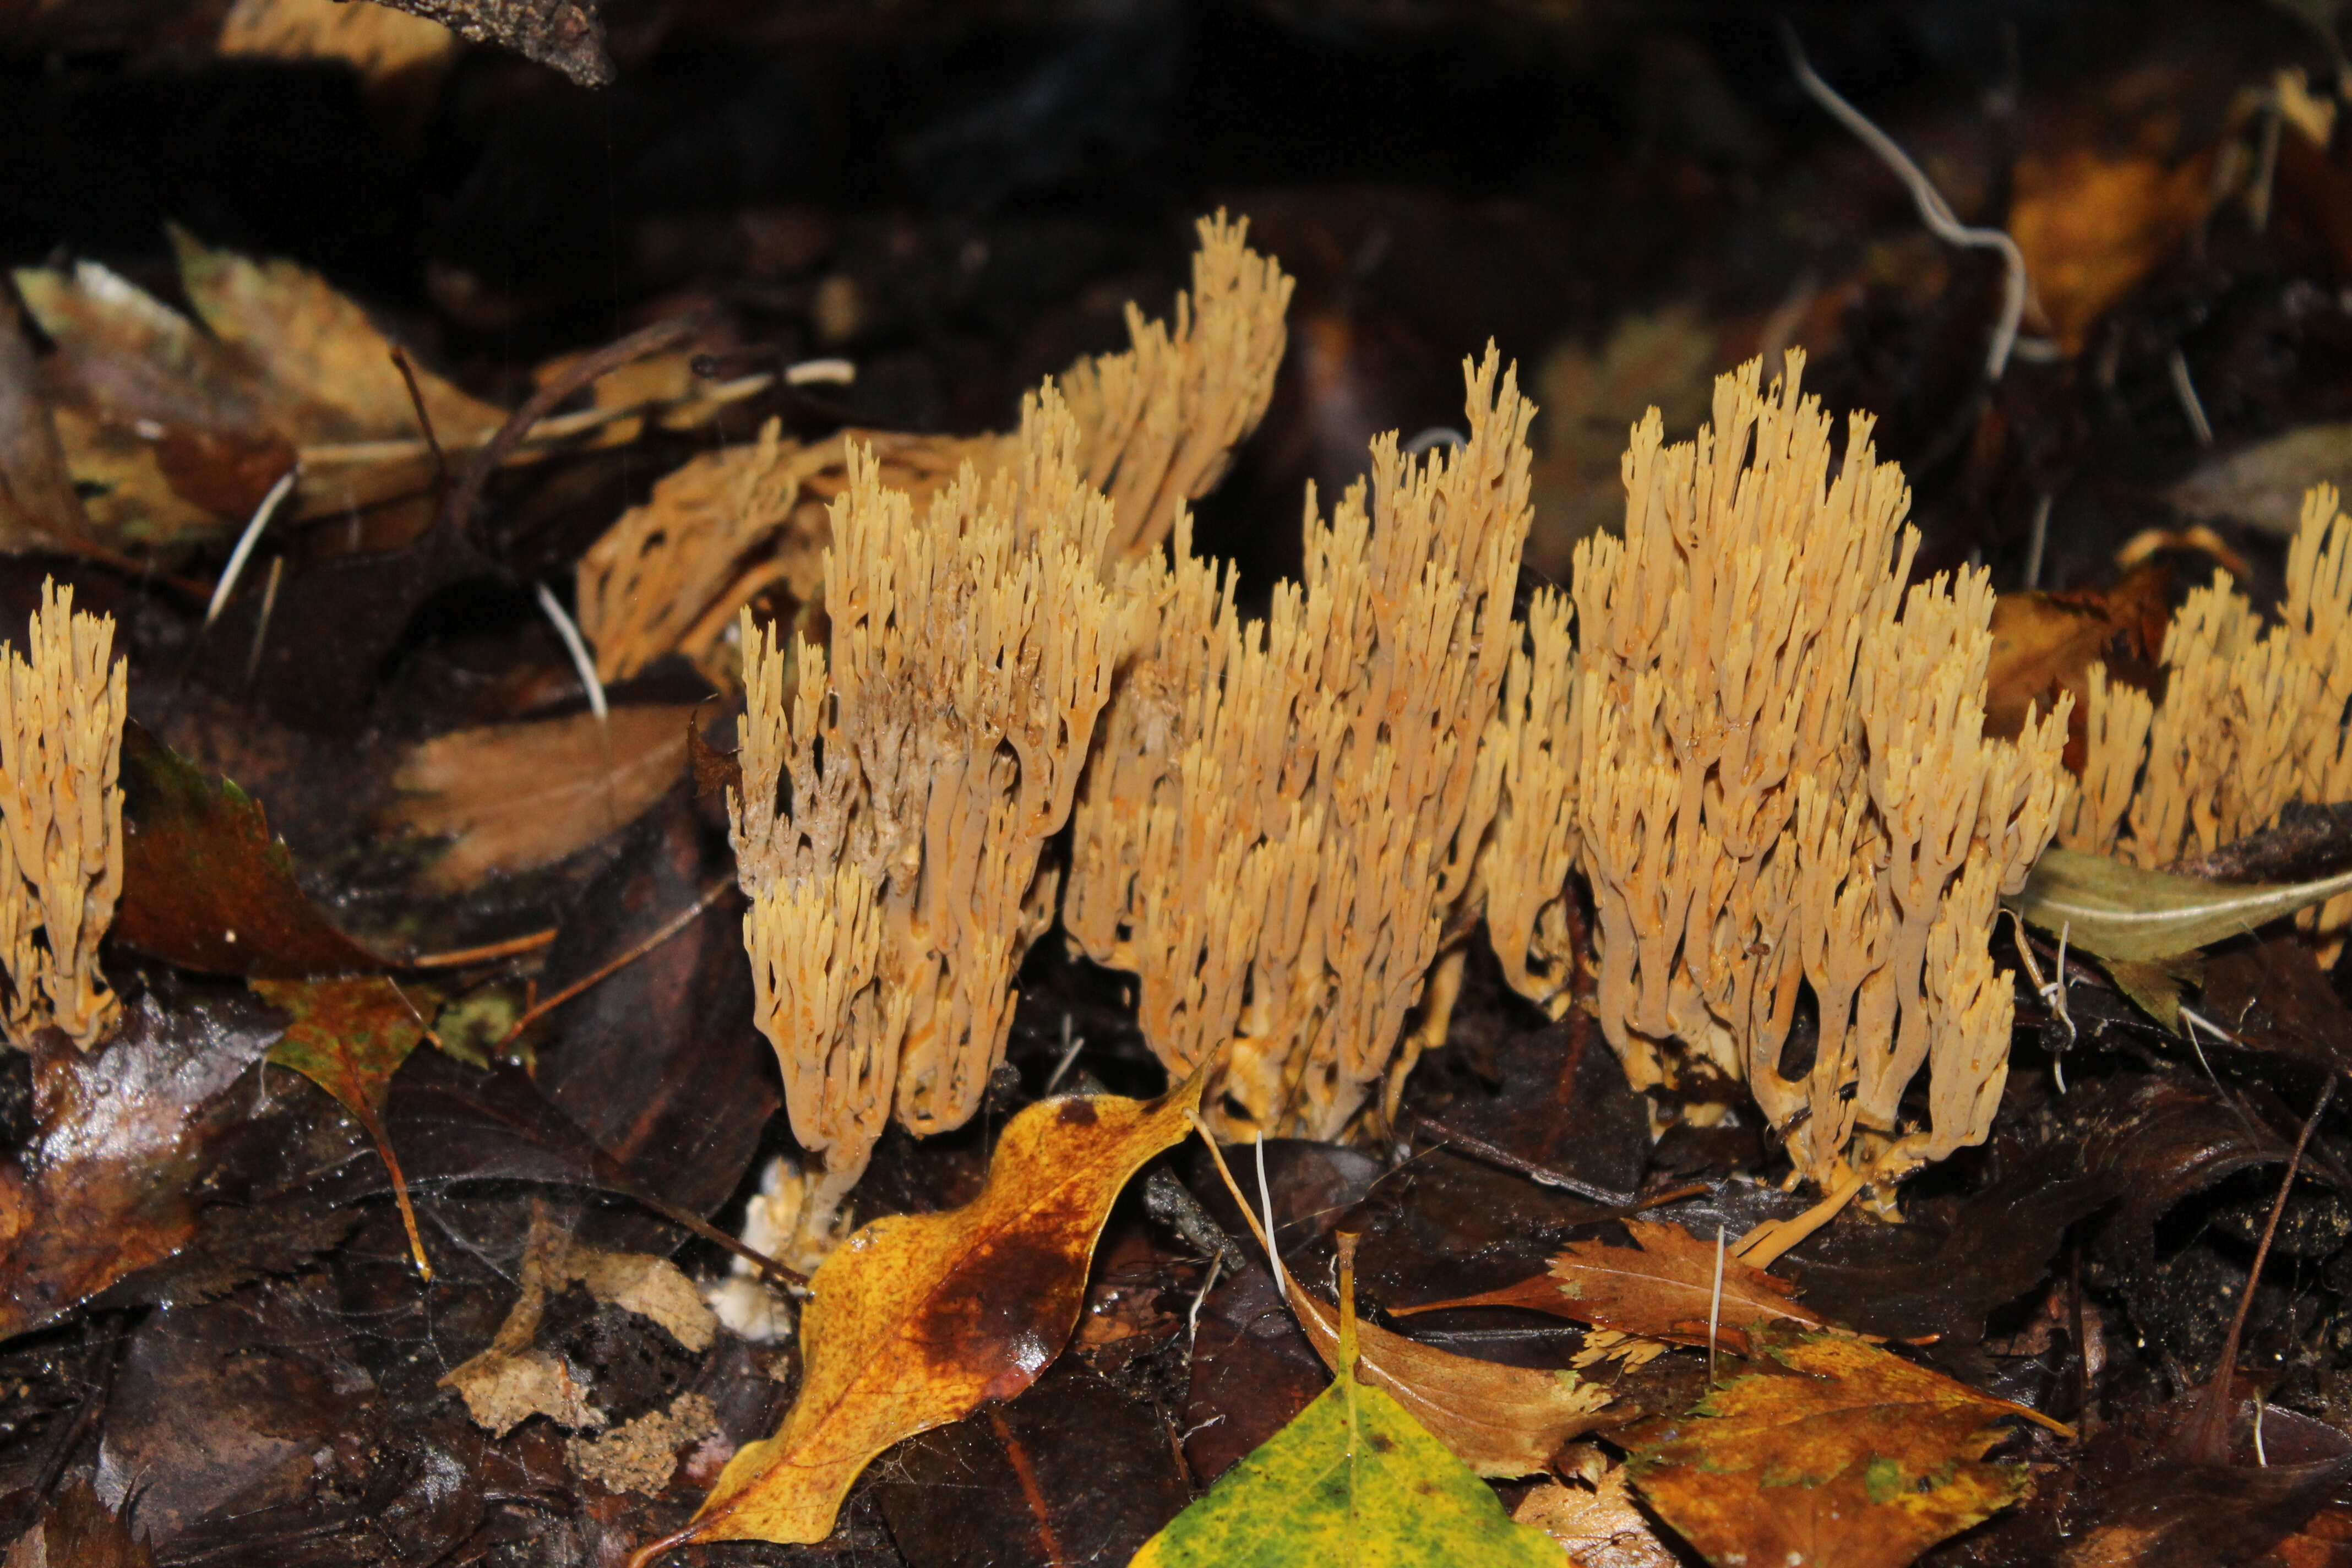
1707, 1221, 1728, 1388
2168, 346, 2216, 446
498, 879, 730, 1043
2023, 491, 2052, 591
783, 356, 857, 386
404, 926, 559, 968
388, 345, 449, 488
1409, 1113, 1637, 1206
243, 553, 285, 688
534, 581, 608, 724
204, 462, 300, 631
1782, 22, 2030, 380
439, 313, 703, 547
2182, 1073, 2335, 1463
1044, 1012, 1087, 1094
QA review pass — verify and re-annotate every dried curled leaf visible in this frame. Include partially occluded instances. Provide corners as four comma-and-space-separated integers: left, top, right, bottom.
2006, 845, 2352, 962
1396, 1218, 1826, 1357
666, 1080, 1202, 1549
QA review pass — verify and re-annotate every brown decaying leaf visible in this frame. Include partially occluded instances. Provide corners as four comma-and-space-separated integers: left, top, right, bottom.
1395, 1218, 1826, 1357
1984, 565, 2170, 765
0, 298, 83, 552
113, 722, 388, 977
385, 705, 696, 892
170, 226, 504, 447
251, 974, 434, 1277
365, 0, 613, 88
655, 1081, 1204, 1551
1628, 1333, 2034, 1568
2202, 930, 2352, 1075
1512, 1466, 1679, 1568
0, 993, 281, 1338
569, 1393, 720, 1498
5, 1479, 156, 1568
1197, 1132, 1618, 1477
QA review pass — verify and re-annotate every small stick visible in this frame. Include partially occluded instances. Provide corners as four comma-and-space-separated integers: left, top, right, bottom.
404, 926, 559, 968
441, 313, 702, 546
2184, 1072, 2335, 1463
1707, 1221, 1728, 1387
535, 581, 608, 724
498, 880, 729, 1043
2023, 491, 2052, 591
1044, 1012, 1087, 1094
1409, 1113, 1637, 1206
243, 552, 285, 687
388, 345, 450, 488
2168, 346, 2216, 446
1783, 22, 2030, 379
204, 462, 300, 631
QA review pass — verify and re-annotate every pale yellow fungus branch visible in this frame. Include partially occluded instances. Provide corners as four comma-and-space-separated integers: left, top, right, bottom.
730, 390, 1139, 1238
0, 578, 127, 1052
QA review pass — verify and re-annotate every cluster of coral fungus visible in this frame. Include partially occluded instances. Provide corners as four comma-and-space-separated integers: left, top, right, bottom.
696, 211, 2352, 1243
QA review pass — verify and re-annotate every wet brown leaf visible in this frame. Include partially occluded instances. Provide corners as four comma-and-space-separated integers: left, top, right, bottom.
384, 705, 696, 892
1985, 565, 2169, 762
0, 992, 282, 1338
1627, 1334, 2034, 1568
873, 1359, 1194, 1568
114, 722, 389, 978
1395, 1219, 1825, 1357
4, 1480, 154, 1568
669, 1081, 1203, 1547
251, 974, 433, 1275
2202, 930, 2352, 1075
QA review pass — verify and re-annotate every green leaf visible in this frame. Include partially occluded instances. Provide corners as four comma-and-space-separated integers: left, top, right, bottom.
1127, 1361, 1561, 1568
2004, 845, 2352, 962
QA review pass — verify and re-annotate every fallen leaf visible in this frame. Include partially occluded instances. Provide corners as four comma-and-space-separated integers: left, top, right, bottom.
0, 991, 282, 1338
113, 722, 389, 977
251, 974, 434, 1276
1183, 1260, 1332, 1485
443, 1199, 606, 1435
2170, 423, 2352, 539
1784, 1144, 2119, 1343
5, 1480, 155, 1568
1202, 1139, 1619, 1477
1513, 1467, 1678, 1568
2171, 802, 2352, 884
1395, 1219, 1825, 1357
216, 0, 461, 85
171, 226, 504, 448
385, 705, 696, 891
1627, 1333, 2033, 1568
1131, 1243, 1562, 1568
2072, 1074, 2296, 1270
2010, 144, 2214, 355
873, 1359, 1195, 1568
0, 297, 84, 551
533, 793, 775, 1226
2202, 930, 2352, 1075
2006, 846, 2352, 962
668, 1081, 1203, 1548
365, 0, 613, 88
1984, 565, 2170, 759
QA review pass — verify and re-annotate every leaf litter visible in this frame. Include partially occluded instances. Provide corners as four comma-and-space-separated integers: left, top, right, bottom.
19, 12, 2352, 1568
